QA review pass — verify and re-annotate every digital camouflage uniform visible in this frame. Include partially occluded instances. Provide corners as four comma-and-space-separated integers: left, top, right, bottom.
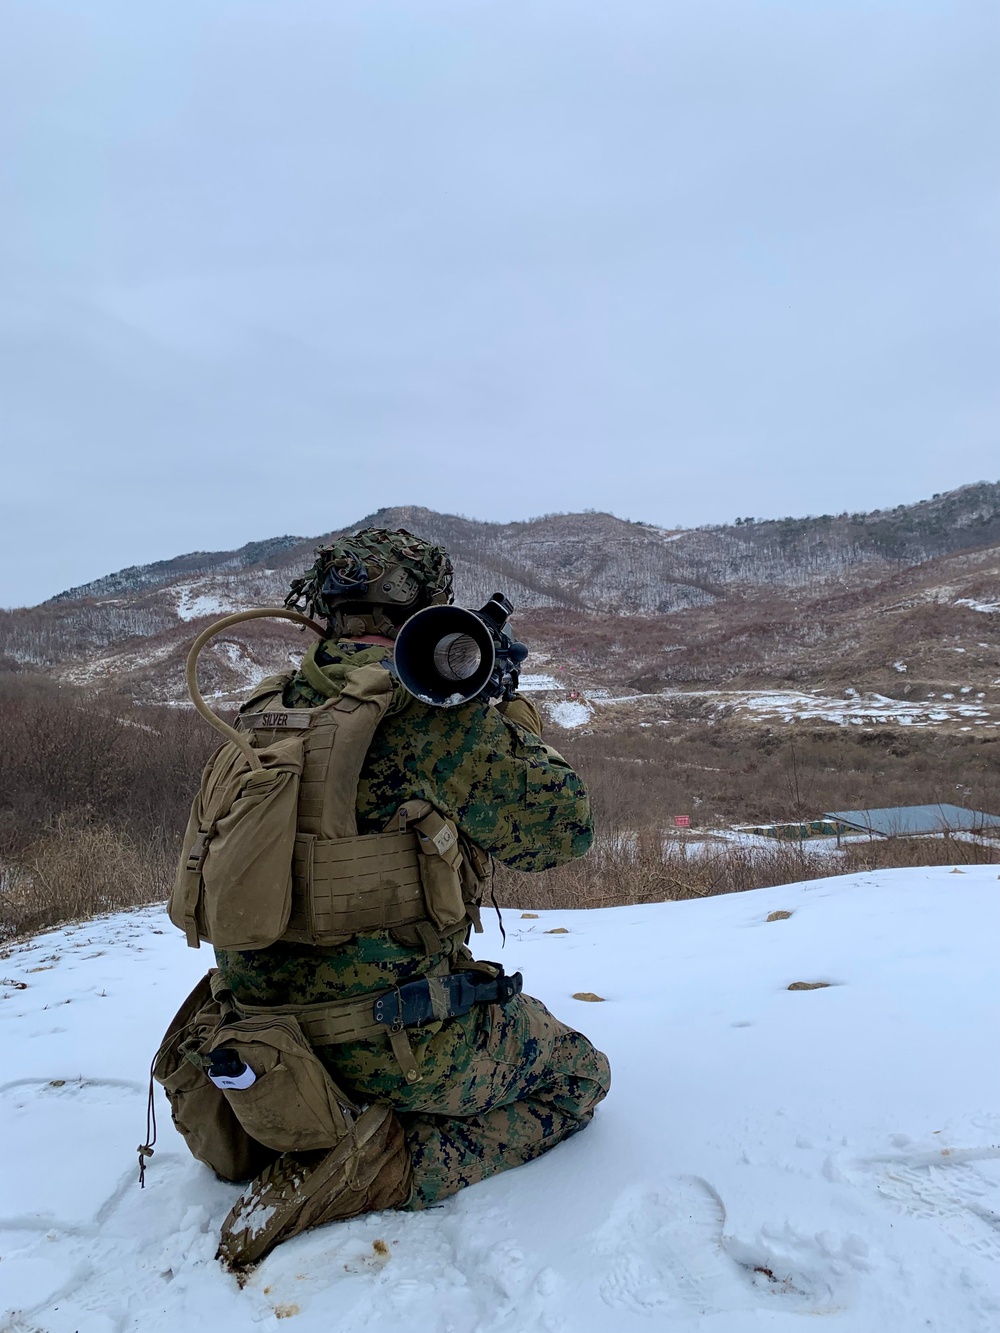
215, 638, 611, 1207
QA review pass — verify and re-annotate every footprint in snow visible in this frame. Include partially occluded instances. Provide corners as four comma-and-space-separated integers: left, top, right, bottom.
862, 1147, 1000, 1265
595, 1177, 847, 1317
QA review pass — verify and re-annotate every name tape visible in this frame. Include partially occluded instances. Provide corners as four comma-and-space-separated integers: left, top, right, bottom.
240, 710, 313, 730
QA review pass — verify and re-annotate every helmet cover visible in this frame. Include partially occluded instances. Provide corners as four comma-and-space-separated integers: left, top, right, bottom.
285, 527, 453, 637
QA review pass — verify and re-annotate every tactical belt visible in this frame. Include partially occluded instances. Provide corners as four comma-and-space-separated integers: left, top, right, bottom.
218, 966, 522, 1085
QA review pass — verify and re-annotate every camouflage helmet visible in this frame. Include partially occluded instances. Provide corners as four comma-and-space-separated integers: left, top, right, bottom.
284, 527, 453, 638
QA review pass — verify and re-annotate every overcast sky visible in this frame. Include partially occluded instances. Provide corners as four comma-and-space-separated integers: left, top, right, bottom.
2, 0, 997, 607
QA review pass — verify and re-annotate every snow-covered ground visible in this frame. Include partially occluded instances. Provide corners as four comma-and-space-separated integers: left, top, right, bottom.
687, 829, 849, 857
517, 674, 561, 692
2, 868, 998, 1333
647, 686, 995, 729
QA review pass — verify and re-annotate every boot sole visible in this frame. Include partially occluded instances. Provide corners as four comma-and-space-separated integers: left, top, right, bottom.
218, 1103, 393, 1270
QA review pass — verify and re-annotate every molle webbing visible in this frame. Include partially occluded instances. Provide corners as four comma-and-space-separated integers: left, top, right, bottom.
282, 829, 426, 943
229, 990, 390, 1047
240, 697, 350, 839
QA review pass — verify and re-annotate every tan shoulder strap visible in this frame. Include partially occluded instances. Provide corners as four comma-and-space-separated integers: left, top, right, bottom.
239, 671, 297, 713
299, 662, 397, 839
184, 608, 326, 768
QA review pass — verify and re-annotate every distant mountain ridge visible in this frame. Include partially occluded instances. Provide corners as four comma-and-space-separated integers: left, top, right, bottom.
49, 535, 306, 603
2, 481, 999, 718
44, 480, 1000, 612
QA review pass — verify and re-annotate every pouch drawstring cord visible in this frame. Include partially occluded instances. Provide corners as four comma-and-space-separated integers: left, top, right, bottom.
137, 1056, 157, 1188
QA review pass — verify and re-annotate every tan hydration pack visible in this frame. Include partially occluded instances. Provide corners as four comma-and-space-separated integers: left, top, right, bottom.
168, 609, 487, 954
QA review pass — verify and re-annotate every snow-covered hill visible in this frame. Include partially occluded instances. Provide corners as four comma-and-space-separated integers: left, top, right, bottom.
1, 867, 998, 1332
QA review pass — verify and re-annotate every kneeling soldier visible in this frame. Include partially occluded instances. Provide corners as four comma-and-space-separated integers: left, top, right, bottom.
155, 527, 610, 1268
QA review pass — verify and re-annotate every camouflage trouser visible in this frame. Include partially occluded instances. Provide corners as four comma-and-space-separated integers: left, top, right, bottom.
316, 994, 611, 1208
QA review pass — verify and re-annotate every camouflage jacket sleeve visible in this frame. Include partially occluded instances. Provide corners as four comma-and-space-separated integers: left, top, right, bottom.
359, 695, 593, 874
475, 708, 593, 872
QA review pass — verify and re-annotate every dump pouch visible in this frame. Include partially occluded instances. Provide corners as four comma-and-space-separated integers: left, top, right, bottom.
169, 734, 305, 950
205, 1009, 358, 1154
152, 973, 276, 1183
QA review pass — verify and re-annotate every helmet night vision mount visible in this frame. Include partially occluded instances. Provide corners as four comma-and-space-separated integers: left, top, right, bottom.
393, 593, 528, 707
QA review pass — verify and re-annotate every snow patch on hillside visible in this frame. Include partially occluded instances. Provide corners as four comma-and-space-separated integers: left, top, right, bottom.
546, 699, 594, 728
616, 687, 997, 729
210, 641, 271, 692
1, 869, 999, 1332
58, 637, 181, 688
171, 574, 291, 623
518, 673, 560, 691
730, 688, 992, 727
174, 583, 235, 621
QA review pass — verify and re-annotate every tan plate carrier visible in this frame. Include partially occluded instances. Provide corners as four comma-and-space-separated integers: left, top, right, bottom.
169, 609, 488, 959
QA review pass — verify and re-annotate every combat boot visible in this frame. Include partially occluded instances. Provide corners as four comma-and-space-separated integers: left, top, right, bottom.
217, 1103, 411, 1270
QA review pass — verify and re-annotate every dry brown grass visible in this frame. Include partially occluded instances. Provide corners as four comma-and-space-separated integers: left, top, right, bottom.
0, 672, 213, 941
838, 833, 1000, 874
1, 815, 176, 942
495, 834, 826, 910
557, 721, 1000, 832
496, 828, 1000, 912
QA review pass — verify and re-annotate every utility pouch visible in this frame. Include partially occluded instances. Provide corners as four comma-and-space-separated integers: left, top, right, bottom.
170, 733, 305, 950
152, 973, 276, 1183
205, 1011, 358, 1154
400, 803, 467, 934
